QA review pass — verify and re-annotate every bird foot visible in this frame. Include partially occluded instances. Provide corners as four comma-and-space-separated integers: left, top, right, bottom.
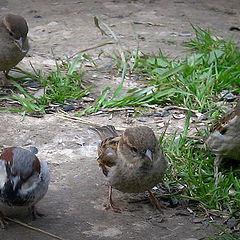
31, 206, 45, 220
106, 186, 121, 213
0, 72, 11, 86
104, 203, 121, 213
0, 211, 8, 229
148, 190, 166, 212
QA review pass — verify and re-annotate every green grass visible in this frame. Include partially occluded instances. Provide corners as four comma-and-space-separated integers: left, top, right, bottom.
36, 54, 93, 106
162, 114, 240, 239
164, 129, 240, 212
207, 223, 240, 239
0, 22, 239, 238
0, 20, 240, 237
80, 26, 239, 116
2, 26, 239, 117
1, 53, 94, 114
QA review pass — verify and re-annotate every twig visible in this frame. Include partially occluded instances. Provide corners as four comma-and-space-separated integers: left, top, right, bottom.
163, 105, 199, 114
56, 111, 126, 131
5, 217, 68, 240
69, 41, 115, 59
56, 111, 103, 127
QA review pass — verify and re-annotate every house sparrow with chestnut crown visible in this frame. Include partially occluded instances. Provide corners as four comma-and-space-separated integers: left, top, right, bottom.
206, 98, 240, 184
0, 146, 50, 228
91, 125, 168, 212
0, 14, 29, 85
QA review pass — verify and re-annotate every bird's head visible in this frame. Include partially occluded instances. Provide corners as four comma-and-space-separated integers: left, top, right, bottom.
3, 14, 28, 52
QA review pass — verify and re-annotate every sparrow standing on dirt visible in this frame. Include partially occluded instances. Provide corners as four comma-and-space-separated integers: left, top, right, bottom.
0, 146, 50, 228
91, 125, 168, 212
206, 98, 240, 184
0, 14, 29, 85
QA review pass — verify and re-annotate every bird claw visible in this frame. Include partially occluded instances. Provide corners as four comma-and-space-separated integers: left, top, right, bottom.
105, 204, 121, 213
31, 206, 45, 220
0, 212, 8, 229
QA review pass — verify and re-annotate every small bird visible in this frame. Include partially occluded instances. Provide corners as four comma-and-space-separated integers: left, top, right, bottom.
206, 98, 240, 184
0, 146, 50, 228
91, 125, 168, 212
0, 14, 29, 85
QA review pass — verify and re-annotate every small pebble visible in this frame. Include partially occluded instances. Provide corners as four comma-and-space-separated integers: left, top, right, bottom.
227, 217, 237, 229
34, 15, 42, 18
137, 117, 147, 122
218, 90, 238, 101
153, 111, 170, 117
62, 105, 75, 112
179, 31, 192, 37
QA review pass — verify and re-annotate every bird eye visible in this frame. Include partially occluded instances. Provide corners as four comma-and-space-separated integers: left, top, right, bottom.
9, 31, 13, 37
131, 147, 138, 153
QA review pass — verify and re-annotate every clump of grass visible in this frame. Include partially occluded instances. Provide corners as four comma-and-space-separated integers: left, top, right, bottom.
2, 54, 94, 114
81, 26, 240, 115
163, 114, 240, 212
164, 133, 240, 211
207, 223, 240, 239
36, 54, 93, 105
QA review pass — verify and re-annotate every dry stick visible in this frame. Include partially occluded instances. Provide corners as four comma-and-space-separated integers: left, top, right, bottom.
69, 41, 115, 59
5, 217, 68, 240
56, 111, 126, 131
57, 111, 103, 127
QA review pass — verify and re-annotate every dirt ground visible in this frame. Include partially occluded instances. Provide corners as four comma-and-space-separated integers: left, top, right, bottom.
1, 0, 240, 239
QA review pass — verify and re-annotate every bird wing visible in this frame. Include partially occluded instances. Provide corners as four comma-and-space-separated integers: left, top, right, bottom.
90, 125, 120, 176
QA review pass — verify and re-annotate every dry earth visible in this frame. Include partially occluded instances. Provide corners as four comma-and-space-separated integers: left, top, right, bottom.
0, 0, 240, 239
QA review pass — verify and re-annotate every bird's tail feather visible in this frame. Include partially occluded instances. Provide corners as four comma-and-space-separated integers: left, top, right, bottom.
89, 125, 118, 140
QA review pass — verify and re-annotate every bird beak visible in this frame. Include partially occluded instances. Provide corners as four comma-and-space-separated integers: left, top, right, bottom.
14, 37, 23, 51
11, 175, 22, 191
145, 149, 153, 161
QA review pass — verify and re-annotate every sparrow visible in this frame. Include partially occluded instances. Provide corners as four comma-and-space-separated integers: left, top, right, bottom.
91, 125, 168, 212
0, 146, 50, 228
0, 14, 29, 85
206, 98, 240, 184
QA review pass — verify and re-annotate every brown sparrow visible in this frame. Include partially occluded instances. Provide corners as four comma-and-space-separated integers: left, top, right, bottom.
206, 98, 240, 184
91, 125, 168, 212
0, 146, 50, 228
0, 14, 29, 85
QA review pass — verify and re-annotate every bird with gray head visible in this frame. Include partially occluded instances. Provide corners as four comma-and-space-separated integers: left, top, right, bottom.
0, 14, 29, 85
90, 125, 168, 212
0, 146, 50, 228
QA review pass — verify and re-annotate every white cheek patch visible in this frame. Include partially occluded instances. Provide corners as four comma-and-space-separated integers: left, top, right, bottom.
0, 161, 7, 189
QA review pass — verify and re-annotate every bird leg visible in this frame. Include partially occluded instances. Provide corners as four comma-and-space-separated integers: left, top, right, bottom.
105, 186, 121, 213
148, 190, 165, 212
214, 155, 222, 186
0, 211, 8, 229
30, 206, 45, 220
0, 71, 11, 86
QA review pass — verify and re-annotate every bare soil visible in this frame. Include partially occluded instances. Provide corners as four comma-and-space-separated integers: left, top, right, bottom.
1, 0, 240, 239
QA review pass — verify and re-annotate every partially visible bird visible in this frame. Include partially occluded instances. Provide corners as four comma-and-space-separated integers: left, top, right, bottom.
0, 14, 29, 85
0, 146, 50, 228
206, 98, 240, 184
91, 125, 168, 212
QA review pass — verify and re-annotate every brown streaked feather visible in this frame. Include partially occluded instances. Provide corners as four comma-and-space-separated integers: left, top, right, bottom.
210, 98, 240, 134
89, 125, 119, 141
90, 125, 121, 176
97, 136, 120, 176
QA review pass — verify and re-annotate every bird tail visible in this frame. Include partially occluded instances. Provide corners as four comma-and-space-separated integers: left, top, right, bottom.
89, 125, 119, 140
